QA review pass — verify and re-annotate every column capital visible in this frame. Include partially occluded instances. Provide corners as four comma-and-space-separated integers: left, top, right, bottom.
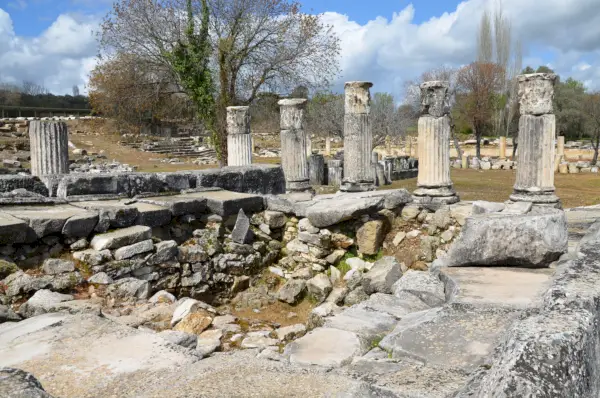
420, 81, 450, 118
345, 81, 373, 114
517, 73, 557, 115
226, 106, 250, 135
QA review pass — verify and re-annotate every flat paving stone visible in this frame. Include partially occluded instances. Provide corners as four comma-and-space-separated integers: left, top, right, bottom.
285, 327, 368, 368
90, 225, 152, 251
441, 267, 554, 309
379, 305, 518, 373
194, 190, 264, 217
2, 205, 98, 238
138, 194, 208, 216
323, 306, 398, 343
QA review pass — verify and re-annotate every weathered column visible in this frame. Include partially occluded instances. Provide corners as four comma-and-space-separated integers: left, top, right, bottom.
371, 151, 379, 185
499, 136, 507, 159
340, 81, 375, 192
384, 157, 393, 184
325, 136, 331, 156
510, 73, 559, 206
309, 153, 325, 186
29, 120, 69, 176
279, 99, 311, 192
226, 106, 252, 166
461, 154, 469, 169
328, 159, 343, 186
413, 81, 459, 205
557, 136, 565, 157
305, 134, 312, 158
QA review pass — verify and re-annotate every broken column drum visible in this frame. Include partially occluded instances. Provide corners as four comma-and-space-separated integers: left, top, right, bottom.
340, 81, 376, 192
227, 106, 253, 166
499, 136, 507, 159
279, 99, 312, 192
413, 81, 459, 205
510, 73, 560, 206
29, 120, 70, 176
309, 153, 326, 186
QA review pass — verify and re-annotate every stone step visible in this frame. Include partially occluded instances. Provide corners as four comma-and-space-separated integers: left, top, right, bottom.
1, 205, 98, 239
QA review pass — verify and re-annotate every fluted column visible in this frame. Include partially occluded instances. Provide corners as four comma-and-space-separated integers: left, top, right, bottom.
510, 73, 560, 206
340, 81, 375, 192
29, 121, 69, 176
557, 136, 565, 157
226, 106, 252, 166
279, 99, 312, 192
413, 81, 458, 205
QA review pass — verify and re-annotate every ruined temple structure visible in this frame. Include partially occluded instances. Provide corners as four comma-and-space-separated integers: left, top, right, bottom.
509, 73, 560, 207
2, 76, 599, 398
413, 81, 459, 206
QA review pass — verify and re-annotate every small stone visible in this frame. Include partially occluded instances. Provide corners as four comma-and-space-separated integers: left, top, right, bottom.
325, 249, 346, 265
196, 328, 223, 356
70, 238, 88, 251
356, 220, 385, 255
307, 301, 343, 329
362, 256, 402, 294
345, 257, 371, 271
406, 230, 420, 239
276, 324, 307, 341
401, 205, 420, 221
330, 233, 354, 249
329, 266, 341, 284
325, 286, 348, 305
392, 270, 445, 307
113, 239, 154, 260
87, 272, 113, 285
42, 258, 75, 275
393, 232, 406, 246
108, 278, 150, 299
174, 313, 213, 335
432, 207, 452, 229
269, 266, 285, 278
171, 298, 216, 326
259, 223, 271, 235
231, 209, 254, 244
159, 330, 197, 348
298, 218, 319, 234
73, 249, 112, 266
440, 229, 454, 243
149, 290, 177, 304
241, 331, 278, 349
264, 211, 287, 229
277, 279, 306, 304
307, 273, 332, 304
344, 286, 369, 305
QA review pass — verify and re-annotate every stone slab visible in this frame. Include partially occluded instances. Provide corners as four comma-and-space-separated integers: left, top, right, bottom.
181, 190, 264, 217
441, 267, 554, 309
323, 306, 398, 342
2, 205, 98, 239
0, 175, 49, 196
285, 327, 368, 368
379, 305, 518, 372
90, 225, 152, 251
0, 213, 28, 245
137, 194, 208, 217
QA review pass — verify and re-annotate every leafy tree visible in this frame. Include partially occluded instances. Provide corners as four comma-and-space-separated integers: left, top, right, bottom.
522, 66, 535, 74
536, 65, 555, 74
555, 77, 586, 140
582, 92, 600, 165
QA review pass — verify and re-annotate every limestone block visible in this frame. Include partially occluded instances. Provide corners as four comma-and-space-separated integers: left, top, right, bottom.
90, 225, 152, 251
419, 81, 449, 118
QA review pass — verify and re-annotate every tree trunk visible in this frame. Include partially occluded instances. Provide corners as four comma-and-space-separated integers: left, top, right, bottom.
474, 123, 482, 159
592, 133, 600, 166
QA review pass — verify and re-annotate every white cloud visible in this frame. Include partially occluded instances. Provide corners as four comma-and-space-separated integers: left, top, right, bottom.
322, 0, 600, 97
0, 8, 98, 94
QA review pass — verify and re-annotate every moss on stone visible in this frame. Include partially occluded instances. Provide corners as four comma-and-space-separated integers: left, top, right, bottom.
0, 259, 19, 279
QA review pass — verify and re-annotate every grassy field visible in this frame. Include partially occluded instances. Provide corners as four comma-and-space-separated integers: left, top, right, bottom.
388, 169, 600, 209
69, 130, 600, 209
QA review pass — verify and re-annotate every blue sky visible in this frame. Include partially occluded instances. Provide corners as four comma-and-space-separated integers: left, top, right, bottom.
1, 0, 599, 95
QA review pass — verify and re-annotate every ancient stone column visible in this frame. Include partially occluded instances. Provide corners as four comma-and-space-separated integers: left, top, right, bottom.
499, 136, 507, 159
413, 81, 459, 205
226, 106, 252, 166
340, 81, 375, 192
557, 136, 565, 157
279, 99, 311, 192
29, 120, 69, 176
509, 74, 559, 206
371, 151, 379, 185
325, 136, 331, 156
309, 153, 325, 186
384, 157, 393, 184
328, 159, 343, 186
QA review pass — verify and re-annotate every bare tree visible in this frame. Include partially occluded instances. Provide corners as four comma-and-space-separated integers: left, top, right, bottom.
72, 85, 80, 97
306, 91, 344, 139
21, 81, 49, 96
0, 83, 21, 106
99, 0, 340, 164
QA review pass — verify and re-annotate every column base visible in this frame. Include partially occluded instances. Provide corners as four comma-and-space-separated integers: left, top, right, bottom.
340, 180, 376, 192
509, 191, 561, 208
413, 186, 459, 210
286, 179, 314, 194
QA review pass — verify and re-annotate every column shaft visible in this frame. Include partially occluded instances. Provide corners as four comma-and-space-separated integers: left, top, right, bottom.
279, 99, 311, 192
29, 121, 69, 176
226, 106, 252, 166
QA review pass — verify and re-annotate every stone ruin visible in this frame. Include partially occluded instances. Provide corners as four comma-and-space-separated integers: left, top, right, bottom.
1, 74, 600, 397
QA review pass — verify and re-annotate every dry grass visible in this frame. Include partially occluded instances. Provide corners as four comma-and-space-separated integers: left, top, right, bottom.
388, 169, 600, 209
230, 299, 314, 328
